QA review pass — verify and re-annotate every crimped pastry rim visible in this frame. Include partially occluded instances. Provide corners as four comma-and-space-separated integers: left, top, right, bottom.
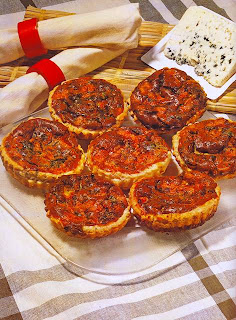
87, 143, 172, 189
0, 117, 86, 189
48, 78, 129, 139
128, 68, 207, 134
172, 119, 236, 180
129, 179, 221, 232
47, 205, 131, 239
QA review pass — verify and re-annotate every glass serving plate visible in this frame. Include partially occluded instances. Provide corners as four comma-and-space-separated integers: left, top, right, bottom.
0, 108, 235, 282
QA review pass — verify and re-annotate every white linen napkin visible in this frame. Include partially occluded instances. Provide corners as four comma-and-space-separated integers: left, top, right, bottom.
0, 4, 141, 127
0, 4, 141, 64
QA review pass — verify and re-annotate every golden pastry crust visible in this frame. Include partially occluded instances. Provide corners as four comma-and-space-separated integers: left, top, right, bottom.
172, 118, 236, 180
48, 77, 128, 139
87, 126, 171, 189
129, 68, 207, 134
0, 118, 85, 190
129, 171, 221, 232
45, 174, 131, 239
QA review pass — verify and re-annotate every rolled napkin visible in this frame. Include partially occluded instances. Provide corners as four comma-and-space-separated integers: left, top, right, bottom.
0, 4, 140, 64
0, 4, 141, 127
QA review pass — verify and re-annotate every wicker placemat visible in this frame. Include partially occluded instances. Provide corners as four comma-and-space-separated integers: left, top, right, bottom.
0, 5, 235, 113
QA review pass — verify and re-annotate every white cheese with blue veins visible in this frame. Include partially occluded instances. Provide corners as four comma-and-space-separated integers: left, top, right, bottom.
164, 6, 236, 87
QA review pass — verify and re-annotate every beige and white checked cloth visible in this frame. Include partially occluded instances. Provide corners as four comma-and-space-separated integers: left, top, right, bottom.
1, 204, 236, 320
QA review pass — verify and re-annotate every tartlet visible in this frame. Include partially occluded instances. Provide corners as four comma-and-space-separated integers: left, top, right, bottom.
129, 171, 221, 232
0, 118, 85, 190
129, 68, 207, 134
87, 126, 171, 189
45, 174, 131, 238
172, 118, 236, 180
48, 77, 128, 139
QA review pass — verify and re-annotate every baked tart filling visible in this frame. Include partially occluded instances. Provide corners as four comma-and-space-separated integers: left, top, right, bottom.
87, 126, 171, 189
48, 77, 128, 139
45, 174, 131, 238
130, 171, 221, 232
172, 118, 236, 180
130, 68, 207, 134
0, 117, 85, 189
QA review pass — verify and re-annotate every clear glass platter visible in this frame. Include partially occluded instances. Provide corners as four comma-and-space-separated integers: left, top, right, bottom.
0, 108, 235, 280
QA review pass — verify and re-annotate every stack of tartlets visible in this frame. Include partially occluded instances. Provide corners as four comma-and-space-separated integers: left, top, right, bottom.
1, 70, 234, 238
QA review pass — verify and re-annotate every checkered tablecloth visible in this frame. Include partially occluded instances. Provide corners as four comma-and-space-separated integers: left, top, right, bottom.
0, 1, 235, 320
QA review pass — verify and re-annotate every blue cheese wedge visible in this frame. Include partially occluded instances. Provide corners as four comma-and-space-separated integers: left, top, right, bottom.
164, 6, 236, 87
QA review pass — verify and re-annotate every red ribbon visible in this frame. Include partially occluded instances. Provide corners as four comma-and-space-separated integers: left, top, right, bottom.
18, 18, 48, 58
27, 59, 66, 90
